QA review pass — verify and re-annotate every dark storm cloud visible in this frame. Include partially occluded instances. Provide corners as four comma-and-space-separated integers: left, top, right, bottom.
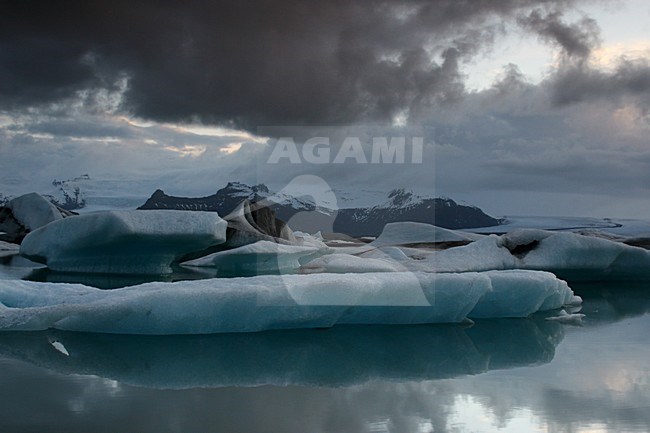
517, 9, 600, 58
550, 58, 650, 106
513, 7, 650, 107
0, 0, 582, 130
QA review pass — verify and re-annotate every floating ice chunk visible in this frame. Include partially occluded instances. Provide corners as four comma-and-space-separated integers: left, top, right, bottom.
0, 240, 19, 258
182, 240, 325, 275
20, 210, 227, 274
0, 270, 578, 334
428, 229, 650, 280
468, 270, 576, 318
429, 235, 518, 273
516, 231, 650, 280
545, 309, 585, 325
370, 222, 482, 247
6, 192, 65, 231
1, 193, 71, 243
50, 340, 69, 356
0, 240, 19, 251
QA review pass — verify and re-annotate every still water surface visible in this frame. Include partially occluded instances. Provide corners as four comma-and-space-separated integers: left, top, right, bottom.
0, 280, 648, 432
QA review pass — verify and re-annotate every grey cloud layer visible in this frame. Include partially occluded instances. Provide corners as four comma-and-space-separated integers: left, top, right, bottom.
2, 0, 650, 217
0, 0, 595, 130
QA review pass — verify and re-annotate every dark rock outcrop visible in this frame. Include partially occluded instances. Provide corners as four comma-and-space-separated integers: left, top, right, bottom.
224, 200, 296, 248
334, 190, 499, 237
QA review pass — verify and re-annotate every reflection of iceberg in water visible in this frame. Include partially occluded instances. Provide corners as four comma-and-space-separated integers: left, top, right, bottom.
571, 281, 650, 325
0, 320, 563, 389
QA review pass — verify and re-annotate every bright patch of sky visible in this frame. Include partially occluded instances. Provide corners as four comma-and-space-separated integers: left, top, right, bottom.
464, 0, 650, 91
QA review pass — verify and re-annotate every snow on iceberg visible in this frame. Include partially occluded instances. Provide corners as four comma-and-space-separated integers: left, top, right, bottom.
20, 210, 227, 274
299, 253, 403, 274
181, 240, 327, 275
6, 192, 66, 232
0, 270, 579, 334
1, 192, 72, 243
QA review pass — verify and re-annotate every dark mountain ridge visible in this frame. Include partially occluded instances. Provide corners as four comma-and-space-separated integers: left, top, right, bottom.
138, 182, 499, 236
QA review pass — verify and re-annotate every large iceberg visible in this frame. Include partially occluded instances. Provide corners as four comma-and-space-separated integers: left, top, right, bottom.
20, 210, 228, 274
0, 270, 579, 334
310, 224, 650, 281
431, 229, 650, 280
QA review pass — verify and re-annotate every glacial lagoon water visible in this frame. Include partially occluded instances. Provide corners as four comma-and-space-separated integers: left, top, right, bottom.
0, 256, 649, 433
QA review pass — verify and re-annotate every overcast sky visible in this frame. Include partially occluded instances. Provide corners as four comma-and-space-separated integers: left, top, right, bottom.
1, 0, 649, 217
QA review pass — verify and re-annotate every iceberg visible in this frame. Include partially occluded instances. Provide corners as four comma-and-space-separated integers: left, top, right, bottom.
181, 240, 326, 275
431, 229, 650, 280
511, 230, 650, 280
336, 223, 650, 281
296, 224, 650, 281
20, 210, 228, 274
0, 240, 19, 258
0, 240, 18, 251
370, 221, 482, 247
469, 270, 580, 319
0, 270, 579, 334
6, 192, 66, 231
430, 235, 517, 272
299, 253, 403, 274
0, 192, 72, 243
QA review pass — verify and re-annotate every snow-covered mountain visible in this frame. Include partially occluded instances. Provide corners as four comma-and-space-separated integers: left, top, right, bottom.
332, 188, 498, 236
139, 182, 329, 217
139, 182, 499, 235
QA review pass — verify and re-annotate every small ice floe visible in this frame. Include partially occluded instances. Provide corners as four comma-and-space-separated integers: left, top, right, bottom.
50, 340, 70, 356
545, 309, 585, 326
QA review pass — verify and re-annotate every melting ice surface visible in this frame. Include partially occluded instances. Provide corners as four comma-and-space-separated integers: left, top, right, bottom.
0, 270, 579, 334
